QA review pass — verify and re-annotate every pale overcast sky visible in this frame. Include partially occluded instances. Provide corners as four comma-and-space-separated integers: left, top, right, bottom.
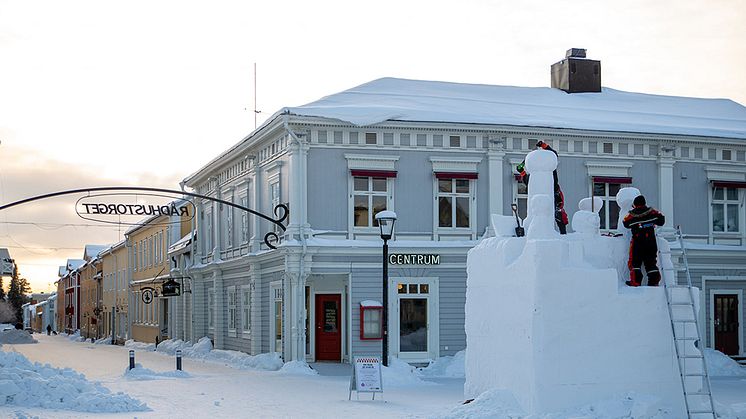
1, 0, 745, 292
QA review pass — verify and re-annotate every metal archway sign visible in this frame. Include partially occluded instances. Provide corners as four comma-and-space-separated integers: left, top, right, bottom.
0, 186, 289, 250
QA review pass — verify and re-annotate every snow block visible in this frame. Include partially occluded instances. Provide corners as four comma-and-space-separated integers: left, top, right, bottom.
465, 233, 687, 415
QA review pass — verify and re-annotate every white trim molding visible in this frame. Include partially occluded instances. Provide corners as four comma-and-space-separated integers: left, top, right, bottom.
585, 160, 634, 178
344, 153, 399, 171
429, 156, 482, 173
705, 165, 746, 182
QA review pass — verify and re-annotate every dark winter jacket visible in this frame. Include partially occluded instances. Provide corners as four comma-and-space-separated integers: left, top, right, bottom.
622, 206, 665, 238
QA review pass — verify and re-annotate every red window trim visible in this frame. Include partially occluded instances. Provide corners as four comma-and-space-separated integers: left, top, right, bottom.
712, 181, 746, 189
434, 172, 478, 180
350, 169, 397, 178
592, 176, 632, 184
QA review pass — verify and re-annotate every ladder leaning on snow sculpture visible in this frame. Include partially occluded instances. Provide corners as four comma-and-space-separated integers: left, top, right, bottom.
660, 226, 716, 419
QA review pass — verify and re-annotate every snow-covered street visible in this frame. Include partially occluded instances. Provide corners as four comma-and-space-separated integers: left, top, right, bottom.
2, 334, 746, 418
0, 334, 464, 418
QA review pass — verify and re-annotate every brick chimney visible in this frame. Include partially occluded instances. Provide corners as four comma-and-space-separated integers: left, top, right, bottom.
551, 48, 601, 93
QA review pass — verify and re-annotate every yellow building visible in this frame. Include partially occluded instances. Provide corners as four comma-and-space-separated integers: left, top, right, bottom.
101, 241, 128, 343
127, 212, 172, 344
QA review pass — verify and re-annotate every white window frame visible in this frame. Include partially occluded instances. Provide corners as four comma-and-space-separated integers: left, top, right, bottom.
239, 194, 249, 244
709, 186, 743, 236
434, 177, 476, 237
592, 181, 630, 233
241, 284, 251, 337
350, 175, 393, 230
226, 191, 234, 249
269, 281, 283, 353
208, 288, 215, 330
344, 154, 399, 238
204, 208, 213, 254
227, 286, 237, 336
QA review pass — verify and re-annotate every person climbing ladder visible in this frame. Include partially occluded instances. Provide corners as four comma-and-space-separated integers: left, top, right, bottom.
622, 195, 666, 286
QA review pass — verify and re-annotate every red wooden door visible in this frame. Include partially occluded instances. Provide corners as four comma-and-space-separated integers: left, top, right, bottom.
315, 294, 341, 361
714, 294, 740, 355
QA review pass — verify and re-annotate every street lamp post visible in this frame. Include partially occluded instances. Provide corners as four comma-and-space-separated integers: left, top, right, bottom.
375, 210, 397, 367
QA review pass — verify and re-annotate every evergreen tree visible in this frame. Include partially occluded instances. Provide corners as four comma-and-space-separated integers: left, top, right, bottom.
8, 265, 30, 324
0, 276, 5, 301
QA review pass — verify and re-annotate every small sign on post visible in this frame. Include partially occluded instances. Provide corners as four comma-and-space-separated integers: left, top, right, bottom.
176, 349, 182, 371
349, 356, 383, 401
129, 350, 135, 370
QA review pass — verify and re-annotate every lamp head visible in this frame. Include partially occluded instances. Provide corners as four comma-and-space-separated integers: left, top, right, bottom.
375, 210, 397, 240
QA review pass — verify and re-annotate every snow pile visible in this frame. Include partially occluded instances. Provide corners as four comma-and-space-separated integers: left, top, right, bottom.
704, 349, 746, 377
154, 337, 284, 371
0, 330, 37, 345
419, 350, 465, 378
383, 358, 434, 387
66, 331, 84, 342
124, 339, 155, 351
442, 391, 674, 419
0, 350, 147, 412
123, 364, 191, 381
94, 336, 111, 345
277, 361, 318, 376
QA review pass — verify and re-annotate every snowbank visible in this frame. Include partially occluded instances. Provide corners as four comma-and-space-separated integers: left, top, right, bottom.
66, 331, 84, 342
0, 330, 37, 345
123, 364, 191, 381
0, 350, 147, 412
124, 339, 155, 351
704, 349, 746, 377
93, 336, 111, 345
383, 358, 434, 387
153, 337, 284, 371
277, 361, 317, 376
419, 350, 465, 378
441, 390, 674, 419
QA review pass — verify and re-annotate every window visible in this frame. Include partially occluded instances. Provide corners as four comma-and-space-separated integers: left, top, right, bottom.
594, 181, 629, 231
365, 132, 377, 145
712, 187, 740, 233
603, 143, 613, 154
226, 195, 234, 249
723, 150, 732, 161
228, 287, 237, 333
437, 178, 471, 228
205, 209, 213, 253
208, 289, 215, 329
449, 136, 461, 148
133, 243, 137, 272
270, 181, 281, 235
240, 196, 249, 243
353, 177, 388, 227
241, 285, 251, 335
514, 178, 528, 219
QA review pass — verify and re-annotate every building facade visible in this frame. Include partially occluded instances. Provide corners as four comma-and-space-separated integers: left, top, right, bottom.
101, 241, 128, 343
126, 212, 173, 344
58, 259, 85, 333
179, 63, 746, 364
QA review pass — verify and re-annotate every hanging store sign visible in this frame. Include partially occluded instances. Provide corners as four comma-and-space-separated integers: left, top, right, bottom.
76, 193, 195, 226
141, 287, 155, 304
161, 279, 181, 297
388, 254, 440, 265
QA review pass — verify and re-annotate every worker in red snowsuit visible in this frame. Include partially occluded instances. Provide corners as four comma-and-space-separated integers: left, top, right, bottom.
623, 195, 666, 287
516, 141, 569, 234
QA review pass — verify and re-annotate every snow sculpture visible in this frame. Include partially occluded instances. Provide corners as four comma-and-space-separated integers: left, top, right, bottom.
615, 187, 641, 232
572, 197, 602, 238
465, 150, 687, 416
521, 149, 557, 236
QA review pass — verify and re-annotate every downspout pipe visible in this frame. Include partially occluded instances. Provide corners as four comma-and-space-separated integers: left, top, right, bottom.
284, 116, 308, 361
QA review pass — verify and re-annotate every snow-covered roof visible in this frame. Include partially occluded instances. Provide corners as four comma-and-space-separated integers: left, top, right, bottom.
66, 259, 85, 271
168, 232, 193, 255
284, 77, 746, 140
83, 245, 109, 261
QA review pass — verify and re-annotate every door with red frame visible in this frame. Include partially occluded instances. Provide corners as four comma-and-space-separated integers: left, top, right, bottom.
714, 294, 740, 355
315, 294, 341, 361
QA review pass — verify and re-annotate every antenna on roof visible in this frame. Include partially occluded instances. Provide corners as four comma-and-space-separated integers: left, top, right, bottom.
253, 62, 261, 130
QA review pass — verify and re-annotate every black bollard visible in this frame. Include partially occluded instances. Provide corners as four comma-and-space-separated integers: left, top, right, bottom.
176, 349, 182, 371
129, 350, 135, 370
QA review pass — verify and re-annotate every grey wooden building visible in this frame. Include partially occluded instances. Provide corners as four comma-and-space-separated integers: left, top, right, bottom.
170, 51, 746, 364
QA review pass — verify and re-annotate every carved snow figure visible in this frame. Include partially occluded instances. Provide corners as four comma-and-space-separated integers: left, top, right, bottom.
522, 149, 558, 237
571, 197, 603, 238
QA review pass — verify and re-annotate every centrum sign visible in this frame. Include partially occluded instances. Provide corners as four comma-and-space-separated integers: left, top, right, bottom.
388, 254, 440, 265
75, 193, 195, 226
